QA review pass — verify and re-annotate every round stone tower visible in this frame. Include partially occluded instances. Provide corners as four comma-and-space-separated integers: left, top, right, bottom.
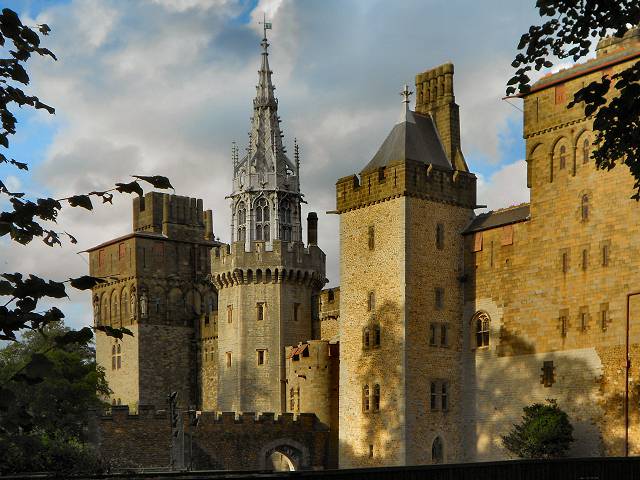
211, 25, 326, 414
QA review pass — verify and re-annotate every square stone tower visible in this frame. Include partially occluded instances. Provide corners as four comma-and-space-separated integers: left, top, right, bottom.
336, 69, 476, 467
88, 191, 218, 409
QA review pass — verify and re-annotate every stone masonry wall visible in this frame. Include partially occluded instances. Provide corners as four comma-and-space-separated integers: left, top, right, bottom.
462, 40, 640, 460
93, 406, 329, 471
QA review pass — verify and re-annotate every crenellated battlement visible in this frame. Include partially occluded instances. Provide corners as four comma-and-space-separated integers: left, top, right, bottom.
212, 240, 326, 290
102, 405, 323, 428
335, 159, 476, 213
133, 191, 214, 242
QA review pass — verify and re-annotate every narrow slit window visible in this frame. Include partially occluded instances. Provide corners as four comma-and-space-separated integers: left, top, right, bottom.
368, 226, 375, 250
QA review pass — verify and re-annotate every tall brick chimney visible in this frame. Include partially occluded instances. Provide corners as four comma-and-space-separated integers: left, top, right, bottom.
307, 212, 318, 246
414, 63, 468, 172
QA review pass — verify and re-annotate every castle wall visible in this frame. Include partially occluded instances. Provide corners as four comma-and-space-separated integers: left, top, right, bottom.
93, 406, 329, 471
338, 197, 407, 468
463, 42, 640, 460
199, 312, 218, 410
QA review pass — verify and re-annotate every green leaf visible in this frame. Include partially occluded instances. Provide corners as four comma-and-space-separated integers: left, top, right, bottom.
54, 326, 93, 347
69, 275, 106, 290
67, 195, 93, 210
133, 175, 173, 190
96, 325, 134, 339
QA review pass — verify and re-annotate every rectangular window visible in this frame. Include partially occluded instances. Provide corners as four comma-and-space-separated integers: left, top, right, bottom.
541, 360, 555, 387
440, 324, 449, 347
602, 243, 610, 267
293, 303, 300, 322
368, 225, 375, 250
227, 305, 233, 323
501, 224, 514, 246
579, 308, 588, 332
99, 249, 105, 267
257, 302, 265, 321
560, 315, 568, 338
473, 232, 483, 252
226, 351, 232, 368
369, 445, 374, 459
257, 349, 265, 366
436, 223, 445, 250
430, 382, 438, 411
600, 303, 609, 331
441, 382, 448, 411
112, 356, 116, 370
118, 243, 126, 259
117, 356, 121, 369
429, 323, 437, 347
435, 288, 444, 310
367, 292, 375, 312
561, 251, 569, 273
582, 249, 588, 271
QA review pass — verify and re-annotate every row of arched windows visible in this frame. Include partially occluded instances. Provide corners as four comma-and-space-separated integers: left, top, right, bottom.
235, 198, 296, 242
94, 287, 216, 325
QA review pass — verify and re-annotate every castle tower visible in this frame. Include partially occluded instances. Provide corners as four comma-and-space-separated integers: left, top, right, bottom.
88, 192, 219, 409
212, 25, 326, 414
336, 77, 476, 467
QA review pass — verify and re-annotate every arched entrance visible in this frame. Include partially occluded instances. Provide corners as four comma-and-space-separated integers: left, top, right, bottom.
260, 439, 309, 471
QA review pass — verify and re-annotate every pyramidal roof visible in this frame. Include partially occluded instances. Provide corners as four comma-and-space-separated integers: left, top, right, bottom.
360, 89, 452, 174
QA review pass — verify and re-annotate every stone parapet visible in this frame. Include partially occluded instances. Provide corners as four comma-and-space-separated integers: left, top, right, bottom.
335, 160, 476, 214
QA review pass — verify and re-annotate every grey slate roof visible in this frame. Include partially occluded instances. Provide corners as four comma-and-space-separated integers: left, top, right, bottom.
360, 110, 451, 174
463, 204, 530, 234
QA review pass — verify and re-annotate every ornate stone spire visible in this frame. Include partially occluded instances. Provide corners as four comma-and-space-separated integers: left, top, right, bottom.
229, 21, 303, 248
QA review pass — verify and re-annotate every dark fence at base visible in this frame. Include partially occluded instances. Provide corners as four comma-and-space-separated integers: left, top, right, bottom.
4, 457, 640, 480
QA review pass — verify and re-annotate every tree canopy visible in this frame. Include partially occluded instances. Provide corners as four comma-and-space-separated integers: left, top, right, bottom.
502, 399, 575, 459
508, 1, 640, 197
0, 8, 173, 473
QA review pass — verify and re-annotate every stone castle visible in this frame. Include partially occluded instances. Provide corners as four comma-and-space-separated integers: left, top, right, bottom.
87, 26, 640, 470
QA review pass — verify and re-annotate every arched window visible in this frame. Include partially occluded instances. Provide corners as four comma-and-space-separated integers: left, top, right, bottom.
432, 436, 444, 464
372, 384, 380, 412
367, 292, 375, 312
121, 291, 128, 324
474, 312, 490, 348
436, 223, 444, 250
362, 384, 370, 412
582, 139, 590, 164
255, 198, 270, 241
327, 289, 335, 303
373, 324, 381, 348
559, 145, 567, 170
581, 194, 589, 221
279, 200, 292, 241
111, 293, 119, 325
237, 201, 246, 242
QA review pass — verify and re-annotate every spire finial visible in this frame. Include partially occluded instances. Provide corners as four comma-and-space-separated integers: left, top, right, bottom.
400, 84, 413, 105
259, 13, 272, 42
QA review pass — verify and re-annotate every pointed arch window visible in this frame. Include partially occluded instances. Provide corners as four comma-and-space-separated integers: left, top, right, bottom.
474, 312, 490, 348
279, 200, 292, 241
255, 198, 270, 241
432, 436, 444, 464
237, 201, 247, 242
362, 384, 370, 412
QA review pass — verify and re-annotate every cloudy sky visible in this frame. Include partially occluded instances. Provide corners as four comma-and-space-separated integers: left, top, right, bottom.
1, 0, 541, 330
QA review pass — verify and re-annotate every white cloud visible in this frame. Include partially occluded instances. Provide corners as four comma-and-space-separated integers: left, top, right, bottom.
1, 0, 540, 330
477, 160, 530, 212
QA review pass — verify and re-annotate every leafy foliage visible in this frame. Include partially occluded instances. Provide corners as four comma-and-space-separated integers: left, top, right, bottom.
502, 399, 575, 459
0, 9, 174, 471
508, 1, 640, 197
0, 322, 109, 474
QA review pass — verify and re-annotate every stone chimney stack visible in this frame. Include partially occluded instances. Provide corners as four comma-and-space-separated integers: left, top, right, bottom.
414, 63, 468, 172
307, 212, 318, 246
204, 210, 213, 240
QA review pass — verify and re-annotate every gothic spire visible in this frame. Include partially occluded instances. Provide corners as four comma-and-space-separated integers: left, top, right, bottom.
255, 16, 276, 108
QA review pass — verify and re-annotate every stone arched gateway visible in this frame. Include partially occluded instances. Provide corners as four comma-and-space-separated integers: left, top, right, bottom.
259, 438, 310, 471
